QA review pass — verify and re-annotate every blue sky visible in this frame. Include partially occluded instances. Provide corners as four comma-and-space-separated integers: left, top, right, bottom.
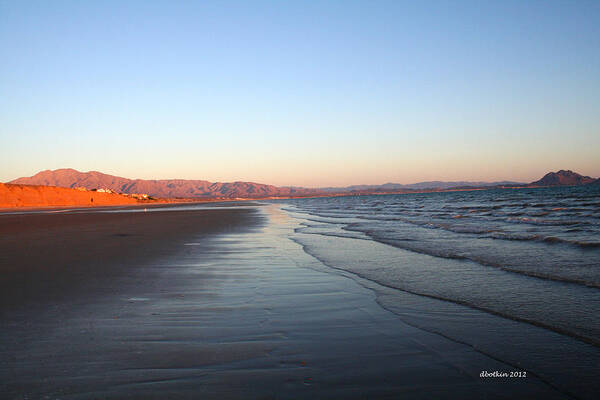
1, 0, 599, 186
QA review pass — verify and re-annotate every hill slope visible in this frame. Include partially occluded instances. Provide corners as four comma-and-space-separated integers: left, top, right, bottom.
530, 170, 595, 186
0, 183, 139, 208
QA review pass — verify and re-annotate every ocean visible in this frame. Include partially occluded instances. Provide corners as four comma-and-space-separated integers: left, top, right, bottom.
278, 185, 600, 398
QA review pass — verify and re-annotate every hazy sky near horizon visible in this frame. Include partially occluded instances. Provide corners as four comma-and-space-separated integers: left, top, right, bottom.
1, 0, 599, 186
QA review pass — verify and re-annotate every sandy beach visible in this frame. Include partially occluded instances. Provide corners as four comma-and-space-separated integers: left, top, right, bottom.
0, 203, 569, 399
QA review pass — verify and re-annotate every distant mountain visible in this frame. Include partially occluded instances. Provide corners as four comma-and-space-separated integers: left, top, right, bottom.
398, 180, 523, 190
9, 168, 596, 200
529, 170, 595, 187
320, 180, 523, 192
10, 169, 317, 199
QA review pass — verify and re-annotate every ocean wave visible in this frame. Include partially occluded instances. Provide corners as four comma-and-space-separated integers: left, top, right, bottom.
487, 232, 600, 249
337, 227, 600, 288
286, 188, 600, 293
505, 216, 587, 226
301, 207, 599, 251
291, 237, 600, 348
532, 211, 550, 217
504, 211, 525, 216
294, 226, 369, 241
541, 236, 600, 249
456, 205, 503, 210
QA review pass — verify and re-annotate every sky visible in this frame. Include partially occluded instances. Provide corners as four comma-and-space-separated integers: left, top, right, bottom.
1, 0, 599, 187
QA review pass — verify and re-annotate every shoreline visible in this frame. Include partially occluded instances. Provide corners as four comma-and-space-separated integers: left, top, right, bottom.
1, 182, 587, 212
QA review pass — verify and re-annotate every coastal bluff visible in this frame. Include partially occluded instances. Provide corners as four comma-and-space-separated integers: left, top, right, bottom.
0, 183, 139, 208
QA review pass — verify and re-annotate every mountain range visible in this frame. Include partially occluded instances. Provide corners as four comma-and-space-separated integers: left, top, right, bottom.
9, 169, 317, 199
7, 169, 598, 199
320, 180, 523, 192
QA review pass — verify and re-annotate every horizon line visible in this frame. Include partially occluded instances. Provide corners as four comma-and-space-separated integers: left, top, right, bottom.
6, 167, 599, 189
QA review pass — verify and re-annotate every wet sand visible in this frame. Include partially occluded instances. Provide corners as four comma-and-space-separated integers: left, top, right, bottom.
0, 205, 259, 311
0, 204, 567, 399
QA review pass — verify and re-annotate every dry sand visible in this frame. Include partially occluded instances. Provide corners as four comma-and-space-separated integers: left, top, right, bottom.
0, 204, 566, 399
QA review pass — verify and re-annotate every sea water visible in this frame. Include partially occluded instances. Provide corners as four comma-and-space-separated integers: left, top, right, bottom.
279, 185, 600, 398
